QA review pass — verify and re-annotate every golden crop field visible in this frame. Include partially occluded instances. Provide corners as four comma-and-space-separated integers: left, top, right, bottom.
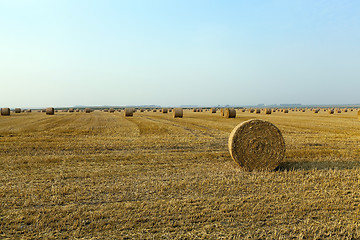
1, 109, 360, 239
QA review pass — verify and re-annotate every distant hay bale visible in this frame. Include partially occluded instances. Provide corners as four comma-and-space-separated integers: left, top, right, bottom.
255, 109, 260, 114
224, 108, 236, 118
211, 108, 217, 113
104, 109, 108, 112
153, 109, 157, 112
26, 109, 32, 113
162, 108, 168, 113
46, 107, 54, 115
169, 109, 172, 112
228, 119, 286, 171
42, 109, 46, 113
173, 108, 183, 118
69, 108, 74, 112
337, 109, 341, 113
358, 110, 360, 120
284, 109, 288, 113
76, 109, 80, 112
109, 108, 115, 113
85, 108, 91, 113
140, 109, 144, 112
249, 109, 255, 113
14, 108, 21, 113
125, 108, 133, 117
242, 109, 246, 112
328, 109, 334, 114
265, 109, 271, 114
1, 108, 10, 116
344, 109, 348, 112
313, 109, 319, 113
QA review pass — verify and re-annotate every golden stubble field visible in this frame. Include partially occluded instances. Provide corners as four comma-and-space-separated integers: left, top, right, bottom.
1, 109, 360, 239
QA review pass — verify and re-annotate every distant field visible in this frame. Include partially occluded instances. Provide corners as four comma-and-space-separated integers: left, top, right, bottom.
1, 109, 360, 239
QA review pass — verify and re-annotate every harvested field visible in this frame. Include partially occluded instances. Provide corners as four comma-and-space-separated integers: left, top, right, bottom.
1, 109, 360, 239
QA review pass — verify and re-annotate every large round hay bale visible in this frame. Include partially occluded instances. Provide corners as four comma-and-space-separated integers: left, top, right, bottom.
46, 107, 54, 115
26, 109, 32, 113
125, 108, 133, 117
211, 108, 217, 113
328, 109, 334, 114
337, 109, 341, 113
169, 109, 172, 112
228, 119, 285, 171
153, 109, 157, 112
14, 108, 21, 113
255, 109, 260, 114
173, 108, 183, 118
242, 109, 246, 112
284, 109, 288, 113
1, 108, 10, 116
76, 109, 80, 112
224, 108, 236, 118
249, 109, 255, 113
313, 109, 319, 113
109, 108, 115, 113
162, 108, 168, 113
265, 109, 271, 114
85, 108, 91, 113
69, 108, 74, 112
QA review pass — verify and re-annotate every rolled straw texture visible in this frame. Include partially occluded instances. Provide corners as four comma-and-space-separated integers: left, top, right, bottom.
228, 119, 285, 171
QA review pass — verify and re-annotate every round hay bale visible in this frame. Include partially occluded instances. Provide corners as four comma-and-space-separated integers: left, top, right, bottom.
265, 109, 271, 114
1, 108, 10, 116
255, 109, 260, 114
173, 108, 183, 118
249, 109, 255, 113
169, 109, 172, 112
85, 108, 91, 113
14, 108, 21, 113
224, 108, 236, 118
69, 108, 74, 112
313, 109, 319, 113
46, 107, 54, 115
228, 119, 285, 171
358, 110, 360, 120
125, 108, 133, 117
337, 109, 341, 113
211, 108, 217, 113
284, 109, 288, 113
109, 108, 115, 113
26, 109, 32, 113
242, 109, 246, 112
76, 109, 80, 112
153, 109, 157, 112
328, 109, 334, 114
162, 108, 168, 113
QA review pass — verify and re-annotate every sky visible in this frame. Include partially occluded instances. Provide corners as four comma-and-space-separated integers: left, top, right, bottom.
1, 0, 360, 108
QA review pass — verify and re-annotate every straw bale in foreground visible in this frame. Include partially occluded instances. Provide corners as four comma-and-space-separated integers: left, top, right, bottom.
228, 119, 285, 171
1, 108, 10, 116
46, 107, 54, 115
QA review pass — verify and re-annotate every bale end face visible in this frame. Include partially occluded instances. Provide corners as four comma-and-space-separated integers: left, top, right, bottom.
125, 108, 134, 117
14, 108, 21, 113
46, 107, 55, 115
228, 119, 286, 171
1, 108, 10, 116
173, 108, 183, 118
224, 108, 236, 118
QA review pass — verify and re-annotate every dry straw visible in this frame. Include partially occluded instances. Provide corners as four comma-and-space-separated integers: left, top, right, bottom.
228, 119, 286, 171
173, 108, 183, 118
46, 107, 54, 115
224, 108, 236, 118
358, 110, 360, 120
1, 108, 10, 116
15, 108, 21, 113
125, 108, 133, 117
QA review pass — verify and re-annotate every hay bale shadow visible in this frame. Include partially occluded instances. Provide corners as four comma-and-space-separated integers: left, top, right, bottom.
275, 161, 360, 171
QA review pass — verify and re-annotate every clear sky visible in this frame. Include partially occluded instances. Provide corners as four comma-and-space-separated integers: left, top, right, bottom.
1, 0, 360, 108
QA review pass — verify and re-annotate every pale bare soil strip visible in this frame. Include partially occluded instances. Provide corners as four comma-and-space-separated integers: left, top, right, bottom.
1, 110, 360, 239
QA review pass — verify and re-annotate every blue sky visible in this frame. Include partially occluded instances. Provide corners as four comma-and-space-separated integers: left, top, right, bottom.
1, 0, 360, 108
